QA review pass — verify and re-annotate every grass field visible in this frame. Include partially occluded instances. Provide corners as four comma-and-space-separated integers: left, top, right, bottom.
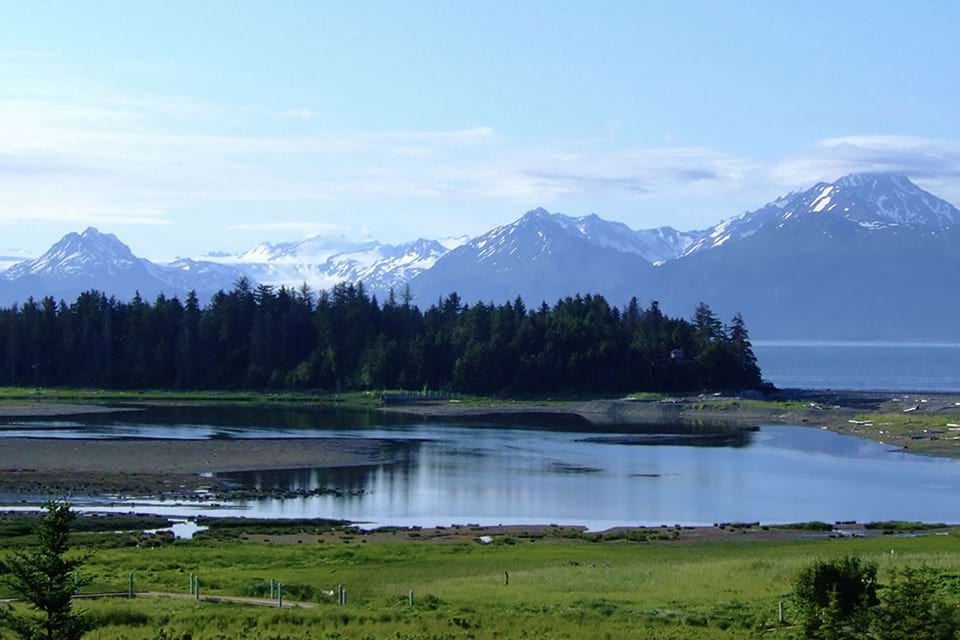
0, 387, 578, 411
3, 529, 959, 639
843, 411, 960, 457
0, 387, 389, 409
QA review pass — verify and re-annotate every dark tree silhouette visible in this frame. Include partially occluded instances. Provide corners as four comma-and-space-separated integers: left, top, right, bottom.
0, 283, 764, 394
0, 501, 91, 640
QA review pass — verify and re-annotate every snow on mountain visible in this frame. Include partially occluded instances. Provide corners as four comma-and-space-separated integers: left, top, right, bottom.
235, 236, 375, 264
409, 208, 659, 305
683, 173, 960, 257
412, 177, 960, 339
348, 239, 449, 292
450, 208, 697, 267
557, 213, 698, 262
2, 228, 144, 281
0, 228, 247, 306
438, 235, 470, 251
151, 258, 249, 294
213, 234, 465, 294
0, 249, 34, 273
409, 207, 703, 305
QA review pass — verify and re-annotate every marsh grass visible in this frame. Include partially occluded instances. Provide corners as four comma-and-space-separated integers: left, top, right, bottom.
1, 531, 956, 639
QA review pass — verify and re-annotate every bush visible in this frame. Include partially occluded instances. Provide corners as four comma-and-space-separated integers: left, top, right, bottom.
793, 556, 878, 639
872, 567, 959, 640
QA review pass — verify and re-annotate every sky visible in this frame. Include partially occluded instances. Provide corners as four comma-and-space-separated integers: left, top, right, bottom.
1, 0, 959, 259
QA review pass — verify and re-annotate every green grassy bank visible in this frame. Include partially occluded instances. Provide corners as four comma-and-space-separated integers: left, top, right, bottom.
2, 529, 959, 639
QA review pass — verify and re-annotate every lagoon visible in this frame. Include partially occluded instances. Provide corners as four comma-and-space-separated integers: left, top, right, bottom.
3, 406, 960, 529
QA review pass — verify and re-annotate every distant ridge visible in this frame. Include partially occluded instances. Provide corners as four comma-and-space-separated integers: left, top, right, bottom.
411, 174, 960, 340
0, 228, 247, 305
3, 173, 959, 340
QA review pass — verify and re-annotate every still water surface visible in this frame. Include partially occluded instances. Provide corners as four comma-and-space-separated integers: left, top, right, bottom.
754, 341, 960, 392
4, 407, 960, 529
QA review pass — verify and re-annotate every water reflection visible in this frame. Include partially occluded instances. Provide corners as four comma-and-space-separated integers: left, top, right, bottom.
213, 423, 960, 529
4, 406, 960, 528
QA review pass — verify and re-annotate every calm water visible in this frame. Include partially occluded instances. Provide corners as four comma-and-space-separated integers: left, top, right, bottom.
754, 341, 960, 392
4, 407, 960, 529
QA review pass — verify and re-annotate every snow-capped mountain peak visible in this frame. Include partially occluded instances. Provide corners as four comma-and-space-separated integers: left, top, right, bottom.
682, 173, 960, 256
0, 228, 249, 305
464, 208, 699, 266
830, 173, 959, 226
211, 232, 468, 294
2, 227, 140, 279
766, 173, 960, 228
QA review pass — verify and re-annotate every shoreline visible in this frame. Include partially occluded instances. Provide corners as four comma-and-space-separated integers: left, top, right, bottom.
0, 436, 418, 502
0, 388, 958, 502
0, 509, 952, 546
382, 388, 960, 458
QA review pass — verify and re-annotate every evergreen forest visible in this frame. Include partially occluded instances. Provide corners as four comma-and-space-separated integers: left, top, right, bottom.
0, 280, 763, 394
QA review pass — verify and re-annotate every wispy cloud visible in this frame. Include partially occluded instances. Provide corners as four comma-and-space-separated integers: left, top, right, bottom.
771, 135, 960, 203
519, 147, 752, 198
3, 50, 959, 234
0, 83, 747, 222
773, 135, 960, 183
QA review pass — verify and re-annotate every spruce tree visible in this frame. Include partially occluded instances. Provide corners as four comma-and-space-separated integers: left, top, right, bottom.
0, 501, 91, 640
728, 312, 762, 387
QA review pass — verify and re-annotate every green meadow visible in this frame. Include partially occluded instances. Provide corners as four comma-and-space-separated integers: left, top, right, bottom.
3, 530, 959, 639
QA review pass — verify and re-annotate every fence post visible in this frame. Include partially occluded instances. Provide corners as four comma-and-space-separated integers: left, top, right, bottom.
409, 590, 414, 607
128, 573, 134, 598
338, 583, 343, 606
778, 600, 785, 624
195, 576, 200, 600
278, 583, 283, 608
270, 579, 275, 600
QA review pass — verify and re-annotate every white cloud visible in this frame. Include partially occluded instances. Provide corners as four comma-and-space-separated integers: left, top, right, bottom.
0, 85, 748, 222
770, 135, 960, 205
773, 135, 960, 184
3, 52, 959, 234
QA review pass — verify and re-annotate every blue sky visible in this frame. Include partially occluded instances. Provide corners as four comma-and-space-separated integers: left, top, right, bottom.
1, 1, 959, 258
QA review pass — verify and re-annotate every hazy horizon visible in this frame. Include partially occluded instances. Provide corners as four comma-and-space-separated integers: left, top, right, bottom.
2, 1, 959, 258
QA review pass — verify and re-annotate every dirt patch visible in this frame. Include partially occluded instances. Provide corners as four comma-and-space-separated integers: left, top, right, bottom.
0, 437, 413, 500
0, 403, 138, 418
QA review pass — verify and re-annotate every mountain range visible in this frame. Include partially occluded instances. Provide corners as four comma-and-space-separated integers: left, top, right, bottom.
1, 173, 958, 340
412, 173, 960, 340
0, 229, 247, 304
203, 234, 469, 294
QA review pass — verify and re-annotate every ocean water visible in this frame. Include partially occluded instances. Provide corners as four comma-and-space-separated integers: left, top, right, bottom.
753, 341, 960, 392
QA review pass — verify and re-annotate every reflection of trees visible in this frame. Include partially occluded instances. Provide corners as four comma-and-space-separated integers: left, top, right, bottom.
83, 405, 414, 432
577, 430, 753, 448
578, 421, 756, 448
220, 447, 419, 492
464, 413, 756, 448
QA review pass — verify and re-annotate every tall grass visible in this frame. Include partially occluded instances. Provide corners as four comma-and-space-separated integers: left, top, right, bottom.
1, 532, 954, 639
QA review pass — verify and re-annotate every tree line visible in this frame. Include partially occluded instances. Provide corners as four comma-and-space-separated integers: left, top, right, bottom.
0, 280, 763, 394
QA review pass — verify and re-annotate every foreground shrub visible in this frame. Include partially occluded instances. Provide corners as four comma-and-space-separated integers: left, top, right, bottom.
872, 567, 959, 640
793, 556, 878, 639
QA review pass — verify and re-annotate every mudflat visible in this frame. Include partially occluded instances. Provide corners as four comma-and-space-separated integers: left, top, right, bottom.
0, 436, 412, 499
0, 403, 138, 418
0, 437, 403, 474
